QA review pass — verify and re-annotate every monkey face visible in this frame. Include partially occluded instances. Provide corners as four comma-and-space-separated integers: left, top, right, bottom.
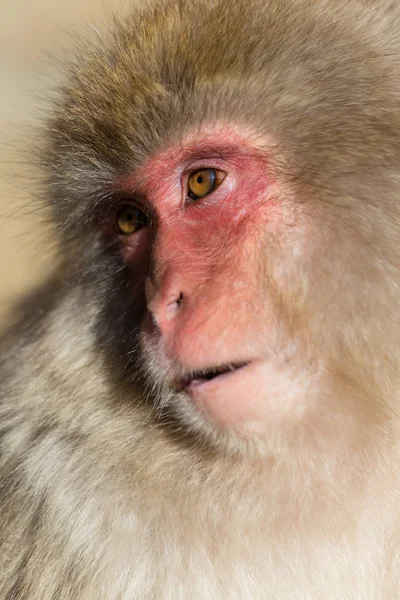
92, 123, 372, 444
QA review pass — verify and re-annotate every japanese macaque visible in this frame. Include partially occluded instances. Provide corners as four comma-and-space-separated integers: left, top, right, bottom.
1, 0, 400, 597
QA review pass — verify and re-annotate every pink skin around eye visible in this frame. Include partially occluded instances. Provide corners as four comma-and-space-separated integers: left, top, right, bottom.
118, 127, 276, 248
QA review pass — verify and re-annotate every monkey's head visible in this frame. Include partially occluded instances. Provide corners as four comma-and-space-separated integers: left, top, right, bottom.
43, 0, 400, 451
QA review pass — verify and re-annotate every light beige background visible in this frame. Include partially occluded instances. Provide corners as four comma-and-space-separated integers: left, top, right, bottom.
0, 0, 129, 328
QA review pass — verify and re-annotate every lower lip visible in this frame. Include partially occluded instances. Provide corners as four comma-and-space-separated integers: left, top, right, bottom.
181, 360, 270, 430
183, 363, 251, 393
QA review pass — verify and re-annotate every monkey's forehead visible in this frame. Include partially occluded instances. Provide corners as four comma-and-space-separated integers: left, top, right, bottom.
45, 0, 400, 203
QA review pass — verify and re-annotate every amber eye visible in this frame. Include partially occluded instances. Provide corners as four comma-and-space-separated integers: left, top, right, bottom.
188, 168, 226, 200
116, 205, 148, 235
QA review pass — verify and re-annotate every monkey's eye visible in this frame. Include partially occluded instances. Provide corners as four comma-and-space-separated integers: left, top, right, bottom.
116, 205, 148, 235
187, 168, 226, 200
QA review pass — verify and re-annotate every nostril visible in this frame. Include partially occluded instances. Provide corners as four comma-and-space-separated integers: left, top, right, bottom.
167, 292, 184, 313
146, 284, 184, 332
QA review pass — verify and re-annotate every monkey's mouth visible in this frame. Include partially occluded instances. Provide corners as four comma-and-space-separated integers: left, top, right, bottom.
176, 362, 249, 391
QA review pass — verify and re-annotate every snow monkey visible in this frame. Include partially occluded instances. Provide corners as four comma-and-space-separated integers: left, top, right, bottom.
1, 0, 400, 598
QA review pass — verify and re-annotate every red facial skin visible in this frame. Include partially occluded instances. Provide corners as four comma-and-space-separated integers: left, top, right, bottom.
110, 127, 306, 433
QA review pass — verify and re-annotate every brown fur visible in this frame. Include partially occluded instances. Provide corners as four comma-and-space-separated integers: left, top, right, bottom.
2, 0, 400, 597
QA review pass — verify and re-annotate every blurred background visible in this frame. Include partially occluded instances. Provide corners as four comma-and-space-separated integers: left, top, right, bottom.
0, 0, 128, 329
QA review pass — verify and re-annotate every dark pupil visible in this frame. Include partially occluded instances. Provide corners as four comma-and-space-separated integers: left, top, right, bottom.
197, 176, 203, 184
127, 213, 133, 220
